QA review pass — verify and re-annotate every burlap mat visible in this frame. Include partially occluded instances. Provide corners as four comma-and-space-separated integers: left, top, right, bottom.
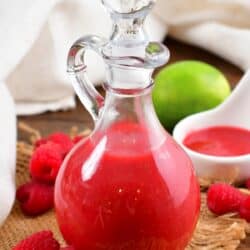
0, 124, 250, 249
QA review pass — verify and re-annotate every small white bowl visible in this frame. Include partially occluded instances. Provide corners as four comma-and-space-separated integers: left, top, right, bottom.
173, 70, 250, 184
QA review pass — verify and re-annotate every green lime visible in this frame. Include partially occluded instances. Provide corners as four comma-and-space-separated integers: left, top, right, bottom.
152, 60, 231, 132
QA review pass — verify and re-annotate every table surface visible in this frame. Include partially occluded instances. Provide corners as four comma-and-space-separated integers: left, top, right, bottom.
18, 38, 249, 249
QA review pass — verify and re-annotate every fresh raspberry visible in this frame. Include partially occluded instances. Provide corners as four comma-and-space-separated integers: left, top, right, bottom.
16, 181, 54, 216
48, 133, 74, 157
30, 142, 64, 183
60, 246, 74, 250
35, 132, 73, 157
239, 196, 250, 222
245, 179, 250, 189
12, 231, 59, 250
72, 135, 84, 144
207, 183, 245, 215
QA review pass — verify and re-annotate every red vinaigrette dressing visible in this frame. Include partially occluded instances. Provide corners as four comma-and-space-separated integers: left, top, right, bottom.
55, 121, 200, 250
183, 126, 250, 157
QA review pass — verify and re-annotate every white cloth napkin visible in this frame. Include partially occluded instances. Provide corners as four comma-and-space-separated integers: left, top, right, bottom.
1, 0, 250, 226
154, 0, 250, 71
0, 82, 16, 226
2, 0, 249, 115
4, 0, 166, 115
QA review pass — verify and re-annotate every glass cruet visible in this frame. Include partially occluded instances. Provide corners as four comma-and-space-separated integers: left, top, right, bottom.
55, 1, 200, 249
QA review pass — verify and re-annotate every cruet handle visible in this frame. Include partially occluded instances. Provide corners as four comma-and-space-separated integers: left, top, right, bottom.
67, 35, 108, 122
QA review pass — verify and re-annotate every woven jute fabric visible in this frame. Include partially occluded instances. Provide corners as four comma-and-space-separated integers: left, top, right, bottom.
0, 125, 250, 249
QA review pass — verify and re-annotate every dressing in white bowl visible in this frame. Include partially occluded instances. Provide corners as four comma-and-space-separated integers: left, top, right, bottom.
173, 70, 250, 184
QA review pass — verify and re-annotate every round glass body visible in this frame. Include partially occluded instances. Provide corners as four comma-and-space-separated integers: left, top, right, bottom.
55, 93, 200, 250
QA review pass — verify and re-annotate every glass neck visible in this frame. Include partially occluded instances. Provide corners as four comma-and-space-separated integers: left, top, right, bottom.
101, 1, 168, 94
105, 66, 153, 93
102, 1, 152, 91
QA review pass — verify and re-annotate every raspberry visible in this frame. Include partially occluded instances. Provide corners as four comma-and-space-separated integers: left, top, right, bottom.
245, 179, 250, 189
12, 231, 59, 250
16, 181, 54, 216
72, 135, 84, 144
48, 133, 74, 157
61, 246, 74, 250
239, 196, 250, 222
30, 142, 64, 183
207, 183, 245, 215
35, 132, 73, 157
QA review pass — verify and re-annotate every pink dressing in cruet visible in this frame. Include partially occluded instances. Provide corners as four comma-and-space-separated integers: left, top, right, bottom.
55, 1, 200, 249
